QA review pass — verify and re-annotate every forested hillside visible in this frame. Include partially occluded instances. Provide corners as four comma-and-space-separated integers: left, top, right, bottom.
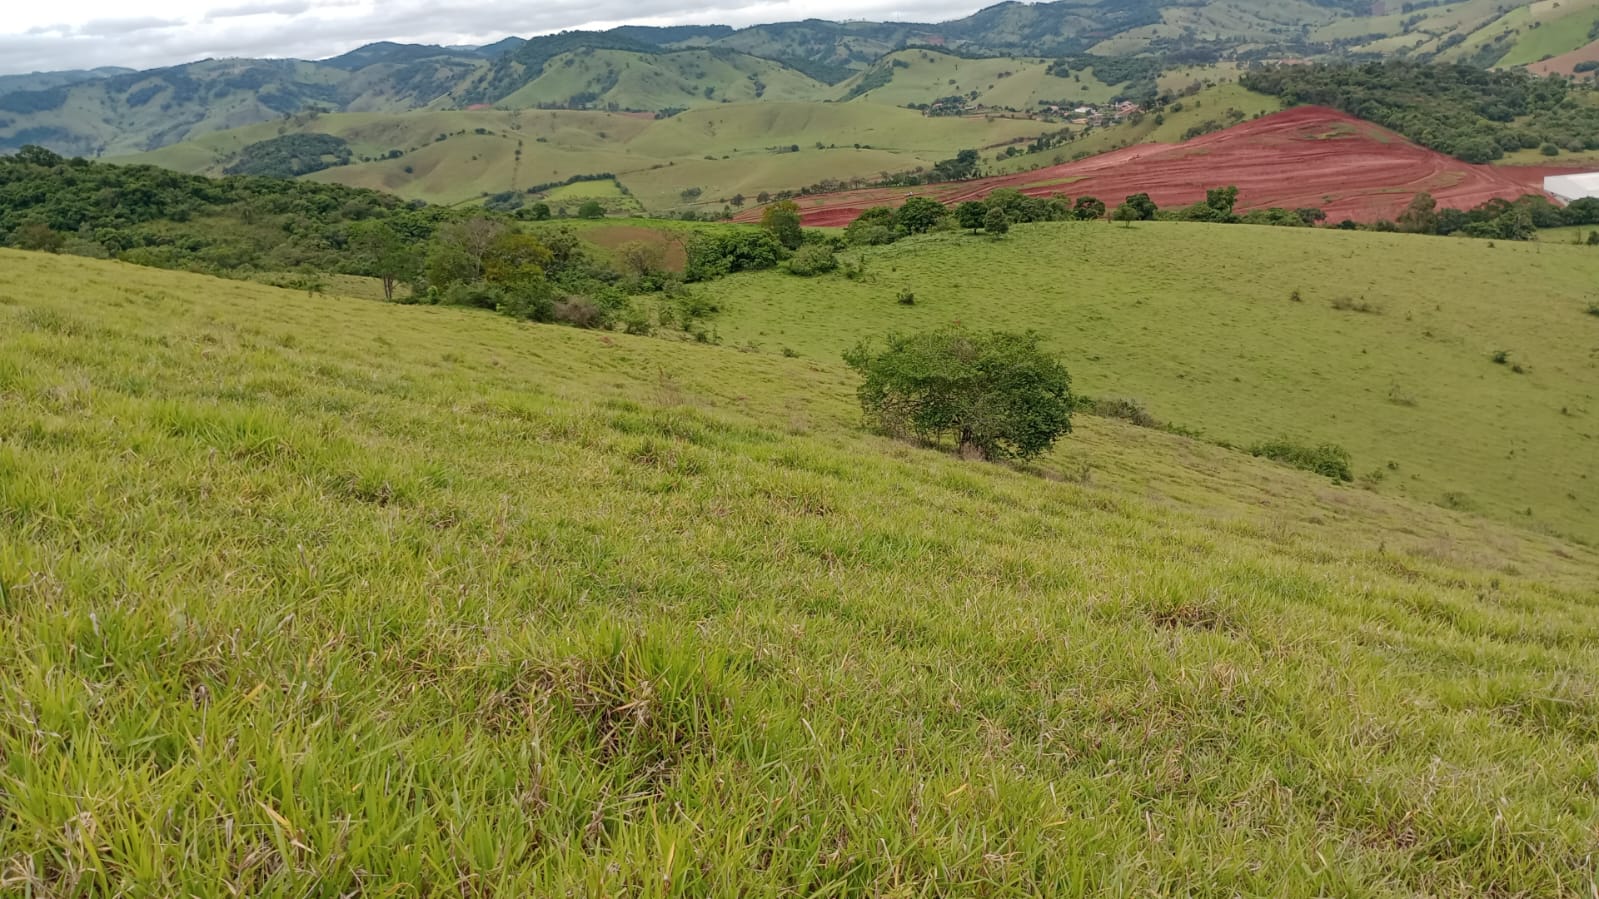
1243, 61, 1599, 162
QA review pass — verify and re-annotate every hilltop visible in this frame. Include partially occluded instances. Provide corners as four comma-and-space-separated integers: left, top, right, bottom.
1, 247, 1596, 893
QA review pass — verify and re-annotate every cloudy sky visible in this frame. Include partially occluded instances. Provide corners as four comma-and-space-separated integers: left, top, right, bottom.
1, 0, 991, 74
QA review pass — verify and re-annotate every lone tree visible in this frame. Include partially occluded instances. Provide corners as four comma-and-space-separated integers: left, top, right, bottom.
1073, 196, 1106, 220
956, 201, 987, 233
983, 206, 1010, 235
843, 326, 1073, 461
1122, 192, 1158, 220
761, 199, 805, 249
897, 196, 949, 234
1111, 202, 1141, 227
348, 220, 415, 300
577, 200, 606, 220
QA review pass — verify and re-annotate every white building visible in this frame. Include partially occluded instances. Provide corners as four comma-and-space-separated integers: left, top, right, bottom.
1544, 172, 1599, 203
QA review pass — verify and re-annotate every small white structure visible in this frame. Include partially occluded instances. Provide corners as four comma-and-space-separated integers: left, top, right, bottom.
1544, 172, 1599, 203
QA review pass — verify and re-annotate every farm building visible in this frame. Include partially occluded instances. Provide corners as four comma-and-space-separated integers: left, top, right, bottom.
1544, 172, 1599, 203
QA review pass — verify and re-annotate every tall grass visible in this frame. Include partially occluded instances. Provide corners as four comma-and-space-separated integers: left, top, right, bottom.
1, 249, 1596, 895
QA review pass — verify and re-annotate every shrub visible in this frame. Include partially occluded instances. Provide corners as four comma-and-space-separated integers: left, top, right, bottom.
846, 207, 899, 245
786, 243, 838, 276
620, 305, 654, 336
896, 290, 916, 305
1491, 349, 1510, 364
1249, 438, 1353, 481
843, 327, 1073, 461
11, 222, 64, 253
1086, 397, 1159, 428
552, 296, 605, 328
1330, 296, 1381, 314
1586, 302, 1599, 316
442, 282, 507, 310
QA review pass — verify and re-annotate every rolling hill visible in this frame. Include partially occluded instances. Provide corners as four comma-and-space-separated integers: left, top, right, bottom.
8, 1, 1599, 161
0, 54, 490, 157
699, 219, 1599, 544
493, 49, 833, 110
2, 245, 1596, 893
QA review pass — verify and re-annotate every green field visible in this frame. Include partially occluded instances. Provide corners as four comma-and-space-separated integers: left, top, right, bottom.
694, 223, 1599, 542
2, 247, 1598, 894
119, 101, 1058, 213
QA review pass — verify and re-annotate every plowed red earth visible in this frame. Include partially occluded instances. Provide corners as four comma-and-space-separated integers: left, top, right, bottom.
750, 107, 1580, 227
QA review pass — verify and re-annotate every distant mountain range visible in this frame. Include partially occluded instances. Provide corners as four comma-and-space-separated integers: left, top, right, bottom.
2, 0, 1589, 158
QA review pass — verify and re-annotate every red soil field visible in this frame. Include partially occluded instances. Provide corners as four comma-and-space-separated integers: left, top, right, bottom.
749, 107, 1580, 227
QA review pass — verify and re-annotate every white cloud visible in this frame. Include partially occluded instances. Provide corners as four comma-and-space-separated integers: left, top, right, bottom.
205, 1, 315, 21
0, 0, 989, 75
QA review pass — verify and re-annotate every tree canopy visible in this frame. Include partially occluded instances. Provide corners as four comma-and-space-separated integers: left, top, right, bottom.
844, 327, 1074, 461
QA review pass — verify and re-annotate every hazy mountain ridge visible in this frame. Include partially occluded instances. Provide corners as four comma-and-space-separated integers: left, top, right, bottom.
3, 0, 1592, 157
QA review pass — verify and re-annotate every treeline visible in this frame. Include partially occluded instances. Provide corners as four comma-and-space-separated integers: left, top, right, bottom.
837, 184, 1583, 243
1382, 191, 1599, 240
1241, 62, 1599, 163
0, 144, 845, 340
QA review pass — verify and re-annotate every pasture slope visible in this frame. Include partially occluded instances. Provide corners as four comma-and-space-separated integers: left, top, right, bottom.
766, 107, 1578, 226
1, 248, 1597, 894
700, 222, 1599, 544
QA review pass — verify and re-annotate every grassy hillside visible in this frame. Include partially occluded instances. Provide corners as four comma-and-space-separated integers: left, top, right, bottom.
837, 49, 1121, 108
990, 83, 1283, 173
1088, 0, 1346, 55
695, 223, 1599, 543
1496, 0, 1599, 65
119, 102, 1057, 211
2, 248, 1597, 894
497, 49, 831, 111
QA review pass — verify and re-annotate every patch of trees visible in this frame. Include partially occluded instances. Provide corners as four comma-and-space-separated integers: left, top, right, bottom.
0, 86, 68, 114
930, 149, 983, 182
841, 64, 897, 101
223, 134, 353, 178
1384, 191, 1594, 240
1241, 62, 1599, 163
0, 143, 471, 279
1045, 54, 1162, 100
684, 230, 786, 281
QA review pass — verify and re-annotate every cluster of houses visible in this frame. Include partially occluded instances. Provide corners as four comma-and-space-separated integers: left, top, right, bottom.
920, 96, 1144, 125
1041, 100, 1144, 126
